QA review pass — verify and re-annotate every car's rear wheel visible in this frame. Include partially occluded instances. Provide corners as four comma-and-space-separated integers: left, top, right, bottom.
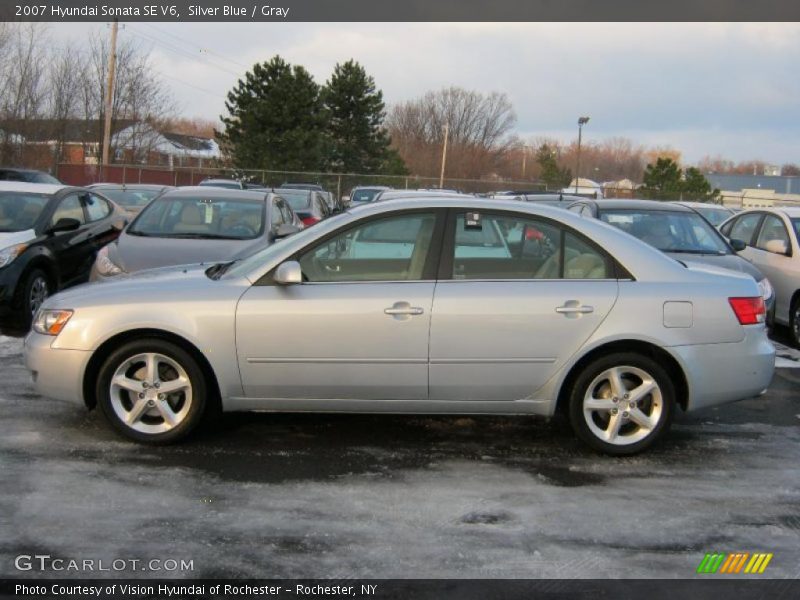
96, 339, 207, 444
568, 353, 675, 455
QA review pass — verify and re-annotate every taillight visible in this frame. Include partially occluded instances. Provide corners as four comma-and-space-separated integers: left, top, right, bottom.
728, 297, 766, 325
301, 216, 320, 226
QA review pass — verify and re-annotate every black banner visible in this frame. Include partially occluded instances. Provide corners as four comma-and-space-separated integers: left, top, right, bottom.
3, 579, 800, 600
1, 0, 799, 22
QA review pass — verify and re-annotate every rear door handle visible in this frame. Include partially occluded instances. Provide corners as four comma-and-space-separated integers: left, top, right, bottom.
556, 300, 594, 316
384, 301, 424, 316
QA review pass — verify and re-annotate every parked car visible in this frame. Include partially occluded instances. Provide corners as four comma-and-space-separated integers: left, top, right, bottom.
90, 188, 301, 281
275, 188, 331, 226
279, 184, 342, 213
567, 199, 775, 314
0, 182, 126, 324
672, 201, 735, 227
719, 207, 800, 346
26, 197, 773, 454
198, 178, 263, 190
88, 183, 173, 216
349, 186, 392, 207
0, 167, 61, 185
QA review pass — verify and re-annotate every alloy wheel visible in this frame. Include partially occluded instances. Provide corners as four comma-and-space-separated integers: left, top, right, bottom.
582, 365, 664, 446
28, 276, 49, 316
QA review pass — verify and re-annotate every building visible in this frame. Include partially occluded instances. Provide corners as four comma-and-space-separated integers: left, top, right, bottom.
705, 173, 800, 195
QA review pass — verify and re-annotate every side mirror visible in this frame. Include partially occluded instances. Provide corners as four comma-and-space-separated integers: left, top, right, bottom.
273, 223, 300, 239
764, 239, 789, 256
729, 238, 747, 252
274, 260, 303, 285
46, 217, 81, 235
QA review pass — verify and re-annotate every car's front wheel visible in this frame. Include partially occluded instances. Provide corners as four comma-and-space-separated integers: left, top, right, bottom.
96, 339, 208, 443
19, 268, 50, 325
790, 296, 800, 349
568, 353, 675, 455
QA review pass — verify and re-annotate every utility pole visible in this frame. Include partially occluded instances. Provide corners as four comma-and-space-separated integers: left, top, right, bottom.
439, 122, 449, 189
101, 19, 119, 172
575, 116, 590, 194
521, 146, 527, 179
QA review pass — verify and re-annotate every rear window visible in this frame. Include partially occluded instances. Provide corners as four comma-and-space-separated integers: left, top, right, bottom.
129, 195, 264, 239
279, 191, 312, 211
99, 188, 162, 209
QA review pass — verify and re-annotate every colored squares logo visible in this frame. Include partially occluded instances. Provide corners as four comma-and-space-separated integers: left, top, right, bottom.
697, 552, 773, 574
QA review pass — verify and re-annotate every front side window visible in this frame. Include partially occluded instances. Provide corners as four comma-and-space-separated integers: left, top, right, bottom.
451, 212, 612, 280
51, 194, 85, 226
298, 213, 437, 282
727, 213, 762, 245
270, 201, 285, 228
756, 215, 790, 251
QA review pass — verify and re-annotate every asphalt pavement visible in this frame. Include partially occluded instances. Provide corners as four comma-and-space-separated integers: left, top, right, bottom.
1, 330, 799, 579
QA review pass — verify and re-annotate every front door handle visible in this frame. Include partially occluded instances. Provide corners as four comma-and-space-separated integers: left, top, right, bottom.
555, 300, 594, 317
384, 301, 424, 318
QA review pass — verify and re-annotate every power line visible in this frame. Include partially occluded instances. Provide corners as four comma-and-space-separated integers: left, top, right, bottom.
141, 22, 251, 71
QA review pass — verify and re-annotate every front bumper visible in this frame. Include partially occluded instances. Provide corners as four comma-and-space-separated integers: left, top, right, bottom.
673, 326, 775, 412
24, 331, 91, 406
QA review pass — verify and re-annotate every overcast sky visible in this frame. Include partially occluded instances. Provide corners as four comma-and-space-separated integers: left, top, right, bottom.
52, 22, 800, 165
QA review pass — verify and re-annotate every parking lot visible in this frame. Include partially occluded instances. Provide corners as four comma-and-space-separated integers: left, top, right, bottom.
1, 330, 798, 580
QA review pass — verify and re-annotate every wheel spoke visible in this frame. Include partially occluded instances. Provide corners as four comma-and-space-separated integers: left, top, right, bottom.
628, 408, 657, 431
145, 353, 158, 385
112, 375, 142, 393
156, 400, 178, 427
158, 377, 190, 395
607, 367, 625, 398
628, 379, 656, 403
125, 398, 150, 425
585, 397, 615, 411
605, 412, 624, 441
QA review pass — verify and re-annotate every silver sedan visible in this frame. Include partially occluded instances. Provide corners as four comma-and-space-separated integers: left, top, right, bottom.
24, 198, 775, 455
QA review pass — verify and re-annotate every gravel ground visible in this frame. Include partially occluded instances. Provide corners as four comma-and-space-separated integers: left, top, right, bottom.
1, 331, 799, 580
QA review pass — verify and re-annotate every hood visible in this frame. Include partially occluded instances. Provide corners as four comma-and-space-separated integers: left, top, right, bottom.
45, 263, 231, 309
112, 232, 269, 273
665, 252, 764, 282
0, 229, 36, 248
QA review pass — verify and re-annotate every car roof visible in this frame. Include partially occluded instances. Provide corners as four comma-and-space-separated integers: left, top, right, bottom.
577, 198, 695, 212
161, 186, 271, 202
0, 181, 68, 195
735, 206, 800, 218
375, 190, 472, 200
89, 183, 172, 190
673, 201, 732, 210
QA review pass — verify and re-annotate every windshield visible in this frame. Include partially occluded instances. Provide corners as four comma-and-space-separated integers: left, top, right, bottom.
351, 189, 383, 203
98, 188, 162, 209
128, 195, 264, 240
600, 209, 730, 254
278, 190, 312, 211
694, 205, 733, 226
0, 192, 49, 232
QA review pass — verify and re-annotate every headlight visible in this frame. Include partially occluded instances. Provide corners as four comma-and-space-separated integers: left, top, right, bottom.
95, 245, 125, 277
757, 277, 774, 301
0, 243, 28, 268
33, 309, 73, 336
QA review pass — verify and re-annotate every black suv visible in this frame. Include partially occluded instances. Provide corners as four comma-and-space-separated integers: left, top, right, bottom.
0, 182, 126, 325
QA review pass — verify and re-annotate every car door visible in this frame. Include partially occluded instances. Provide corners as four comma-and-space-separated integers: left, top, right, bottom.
749, 214, 798, 323
235, 210, 442, 400
429, 210, 619, 401
46, 192, 91, 286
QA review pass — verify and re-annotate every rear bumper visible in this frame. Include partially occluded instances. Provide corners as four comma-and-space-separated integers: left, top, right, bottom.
673, 326, 775, 412
24, 331, 90, 406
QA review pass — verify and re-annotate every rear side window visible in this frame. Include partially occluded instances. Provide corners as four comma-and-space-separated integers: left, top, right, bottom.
450, 212, 612, 280
84, 194, 112, 222
51, 194, 85, 226
755, 215, 790, 251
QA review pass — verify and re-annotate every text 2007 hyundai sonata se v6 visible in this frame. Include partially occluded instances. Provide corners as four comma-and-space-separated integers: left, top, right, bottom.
24, 197, 775, 455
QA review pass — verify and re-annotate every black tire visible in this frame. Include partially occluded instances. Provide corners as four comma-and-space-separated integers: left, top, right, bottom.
96, 338, 208, 444
568, 352, 676, 456
790, 296, 800, 349
18, 268, 51, 327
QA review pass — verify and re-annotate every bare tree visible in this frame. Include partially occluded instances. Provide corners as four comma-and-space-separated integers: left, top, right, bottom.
46, 42, 84, 169
386, 87, 517, 179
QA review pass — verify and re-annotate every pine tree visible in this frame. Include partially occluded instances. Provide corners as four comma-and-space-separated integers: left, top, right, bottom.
218, 55, 325, 172
321, 60, 405, 174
